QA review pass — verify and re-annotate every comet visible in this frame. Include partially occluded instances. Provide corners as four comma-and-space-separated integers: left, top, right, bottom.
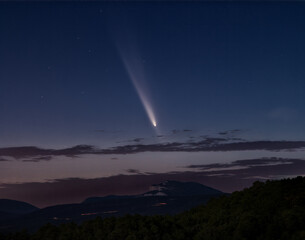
117, 42, 158, 128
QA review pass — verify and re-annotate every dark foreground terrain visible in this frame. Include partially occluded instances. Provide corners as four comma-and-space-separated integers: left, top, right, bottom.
1, 177, 305, 240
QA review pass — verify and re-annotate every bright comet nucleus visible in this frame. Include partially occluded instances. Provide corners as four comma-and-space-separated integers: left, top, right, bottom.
153, 120, 157, 127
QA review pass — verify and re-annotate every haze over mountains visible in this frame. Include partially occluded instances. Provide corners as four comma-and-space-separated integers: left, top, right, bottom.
0, 181, 224, 232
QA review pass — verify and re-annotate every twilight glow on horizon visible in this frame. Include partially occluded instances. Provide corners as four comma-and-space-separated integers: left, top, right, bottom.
0, 1, 305, 207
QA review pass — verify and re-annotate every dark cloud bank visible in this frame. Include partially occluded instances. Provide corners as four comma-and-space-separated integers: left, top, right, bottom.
1, 157, 305, 208
1, 139, 305, 161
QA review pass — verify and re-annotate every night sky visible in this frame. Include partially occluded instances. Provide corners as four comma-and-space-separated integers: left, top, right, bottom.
1, 2, 305, 207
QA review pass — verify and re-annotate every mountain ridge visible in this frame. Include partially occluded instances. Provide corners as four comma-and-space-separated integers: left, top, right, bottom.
0, 180, 224, 232
83, 180, 223, 203
0, 199, 39, 215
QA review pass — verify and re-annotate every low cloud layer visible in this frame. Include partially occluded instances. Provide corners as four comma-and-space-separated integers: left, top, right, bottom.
218, 129, 242, 136
187, 157, 295, 170
1, 139, 305, 161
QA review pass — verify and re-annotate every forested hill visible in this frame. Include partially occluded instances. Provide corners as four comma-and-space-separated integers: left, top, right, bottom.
2, 176, 305, 240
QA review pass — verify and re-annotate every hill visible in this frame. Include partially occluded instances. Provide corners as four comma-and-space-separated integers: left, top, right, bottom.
0, 199, 38, 215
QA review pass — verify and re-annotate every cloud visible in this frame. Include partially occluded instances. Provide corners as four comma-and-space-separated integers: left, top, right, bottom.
22, 156, 53, 162
126, 169, 142, 174
1, 139, 305, 161
187, 157, 294, 170
218, 129, 242, 136
116, 138, 145, 144
104, 140, 305, 154
0, 145, 96, 159
186, 157, 305, 182
0, 158, 9, 162
171, 129, 193, 134
1, 157, 305, 208
133, 138, 144, 143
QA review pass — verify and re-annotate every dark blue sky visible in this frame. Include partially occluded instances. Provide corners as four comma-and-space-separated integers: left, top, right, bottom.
1, 2, 305, 147
1, 2, 305, 206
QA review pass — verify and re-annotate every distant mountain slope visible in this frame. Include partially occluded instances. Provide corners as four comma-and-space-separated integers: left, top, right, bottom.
143, 180, 223, 196
84, 180, 223, 203
83, 195, 135, 204
0, 199, 38, 214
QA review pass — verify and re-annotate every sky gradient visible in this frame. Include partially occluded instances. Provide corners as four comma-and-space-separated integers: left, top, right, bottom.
0, 2, 305, 207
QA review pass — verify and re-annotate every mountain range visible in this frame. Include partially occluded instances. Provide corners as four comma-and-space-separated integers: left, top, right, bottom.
0, 180, 224, 232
